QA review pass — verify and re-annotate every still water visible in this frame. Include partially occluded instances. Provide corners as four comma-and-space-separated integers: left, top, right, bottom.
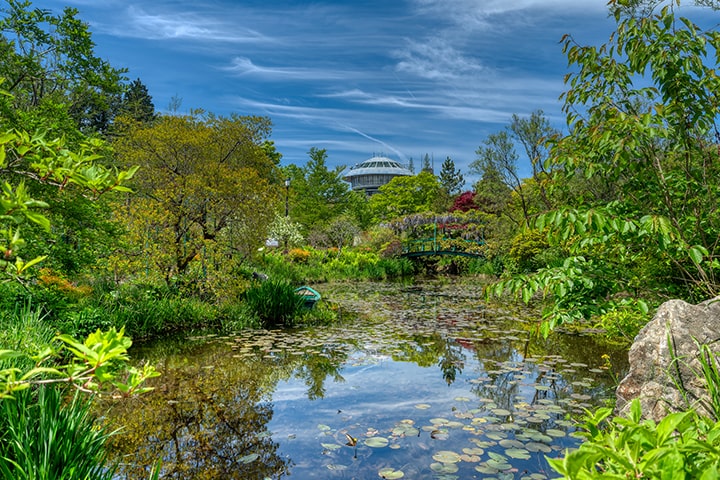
103, 280, 628, 479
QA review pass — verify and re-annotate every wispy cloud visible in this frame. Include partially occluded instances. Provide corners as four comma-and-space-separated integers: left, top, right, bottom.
106, 6, 270, 43
222, 57, 356, 81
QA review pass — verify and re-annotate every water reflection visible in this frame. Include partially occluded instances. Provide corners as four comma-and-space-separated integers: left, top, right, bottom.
102, 280, 628, 479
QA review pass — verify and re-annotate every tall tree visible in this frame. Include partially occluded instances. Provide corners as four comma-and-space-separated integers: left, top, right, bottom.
509, 110, 557, 209
439, 156, 464, 196
470, 131, 530, 226
118, 78, 155, 124
289, 148, 351, 233
0, 1, 127, 134
113, 112, 279, 282
493, 0, 720, 334
421, 153, 433, 173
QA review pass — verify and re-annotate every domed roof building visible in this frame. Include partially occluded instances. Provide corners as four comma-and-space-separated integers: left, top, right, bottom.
343, 155, 413, 196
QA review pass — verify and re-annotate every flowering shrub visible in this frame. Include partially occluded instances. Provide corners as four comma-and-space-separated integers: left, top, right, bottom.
287, 248, 311, 263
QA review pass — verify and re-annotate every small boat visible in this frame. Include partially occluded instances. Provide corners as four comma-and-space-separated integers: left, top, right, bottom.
295, 286, 321, 308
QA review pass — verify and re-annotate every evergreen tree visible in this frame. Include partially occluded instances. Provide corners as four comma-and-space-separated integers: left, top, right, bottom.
119, 78, 155, 123
439, 156, 465, 196
290, 148, 351, 233
421, 153, 433, 173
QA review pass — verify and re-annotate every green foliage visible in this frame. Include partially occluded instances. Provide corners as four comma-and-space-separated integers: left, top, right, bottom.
244, 279, 305, 328
0, 387, 117, 480
488, 3, 720, 334
113, 111, 278, 279
0, 1, 127, 133
506, 228, 555, 273
549, 399, 720, 479
0, 325, 159, 399
287, 147, 352, 234
594, 301, 650, 342
369, 171, 441, 221
439, 156, 464, 196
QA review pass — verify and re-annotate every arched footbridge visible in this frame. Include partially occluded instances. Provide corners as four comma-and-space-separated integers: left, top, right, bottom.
400, 237, 485, 259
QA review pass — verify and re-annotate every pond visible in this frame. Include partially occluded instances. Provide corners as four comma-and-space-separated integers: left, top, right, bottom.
102, 279, 629, 480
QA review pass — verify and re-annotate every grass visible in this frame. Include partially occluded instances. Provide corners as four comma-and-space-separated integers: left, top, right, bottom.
0, 304, 118, 480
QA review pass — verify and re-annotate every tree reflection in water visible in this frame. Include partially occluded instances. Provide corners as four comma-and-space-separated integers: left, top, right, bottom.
103, 344, 293, 479
100, 280, 630, 479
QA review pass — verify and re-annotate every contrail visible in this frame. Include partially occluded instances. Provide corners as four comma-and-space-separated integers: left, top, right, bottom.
341, 124, 407, 162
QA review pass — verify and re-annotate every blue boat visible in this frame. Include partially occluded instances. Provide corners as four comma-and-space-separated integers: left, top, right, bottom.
294, 286, 321, 308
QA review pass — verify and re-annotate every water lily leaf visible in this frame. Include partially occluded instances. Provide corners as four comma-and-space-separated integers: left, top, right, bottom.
525, 442, 552, 453
321, 443, 342, 450
415, 403, 432, 409
475, 464, 499, 474
430, 462, 459, 473
499, 439, 524, 449
326, 463, 348, 471
545, 429, 567, 438
317, 424, 332, 431
238, 453, 259, 464
486, 458, 512, 470
505, 448, 531, 459
364, 436, 389, 448
463, 447, 485, 456
430, 429, 449, 440
432, 450, 461, 463
378, 467, 405, 479
460, 454, 481, 462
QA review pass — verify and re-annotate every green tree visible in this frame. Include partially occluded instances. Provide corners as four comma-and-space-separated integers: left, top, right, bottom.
289, 147, 350, 233
439, 156, 464, 196
118, 78, 155, 124
0, 1, 127, 134
369, 171, 441, 221
509, 110, 557, 209
113, 112, 279, 284
492, 0, 720, 334
471, 131, 530, 226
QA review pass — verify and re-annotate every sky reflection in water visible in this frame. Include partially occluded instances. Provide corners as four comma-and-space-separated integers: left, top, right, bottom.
105, 280, 628, 480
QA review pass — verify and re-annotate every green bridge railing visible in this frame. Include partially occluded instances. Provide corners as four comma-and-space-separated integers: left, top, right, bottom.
400, 236, 485, 258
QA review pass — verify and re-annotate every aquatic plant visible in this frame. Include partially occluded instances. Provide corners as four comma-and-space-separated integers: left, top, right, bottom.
244, 279, 305, 327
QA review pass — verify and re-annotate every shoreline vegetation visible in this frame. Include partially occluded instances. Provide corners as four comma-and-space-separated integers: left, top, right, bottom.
3, 0, 720, 478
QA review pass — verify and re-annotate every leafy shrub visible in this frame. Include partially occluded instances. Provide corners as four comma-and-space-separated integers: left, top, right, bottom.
595, 302, 649, 342
507, 229, 551, 273
287, 248, 311, 263
549, 400, 720, 479
37, 268, 92, 299
244, 279, 305, 327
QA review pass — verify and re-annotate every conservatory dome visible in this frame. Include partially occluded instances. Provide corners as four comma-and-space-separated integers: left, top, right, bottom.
343, 155, 413, 196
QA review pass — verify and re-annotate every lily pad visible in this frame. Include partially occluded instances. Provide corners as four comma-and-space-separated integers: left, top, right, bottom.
430, 462, 459, 473
238, 453, 259, 464
506, 447, 531, 459
432, 450, 462, 463
364, 436, 390, 448
378, 467, 405, 479
321, 443, 342, 451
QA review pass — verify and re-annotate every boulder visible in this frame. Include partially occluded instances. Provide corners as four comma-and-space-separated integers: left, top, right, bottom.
616, 297, 720, 421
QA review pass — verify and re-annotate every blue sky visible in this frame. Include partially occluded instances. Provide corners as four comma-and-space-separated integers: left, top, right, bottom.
36, 0, 621, 182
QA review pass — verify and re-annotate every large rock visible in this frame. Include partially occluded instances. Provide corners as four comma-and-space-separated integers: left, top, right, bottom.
616, 297, 720, 421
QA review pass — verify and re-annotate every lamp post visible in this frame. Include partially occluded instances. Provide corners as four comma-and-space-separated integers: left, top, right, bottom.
284, 178, 290, 252
284, 178, 290, 217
